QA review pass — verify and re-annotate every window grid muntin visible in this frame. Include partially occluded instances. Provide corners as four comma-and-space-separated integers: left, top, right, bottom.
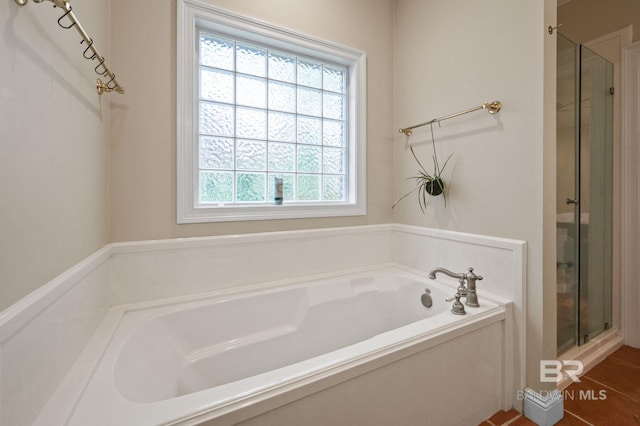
197, 30, 348, 206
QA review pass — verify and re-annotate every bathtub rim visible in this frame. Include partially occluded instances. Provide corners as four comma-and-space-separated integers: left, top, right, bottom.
116, 262, 514, 314
43, 264, 512, 426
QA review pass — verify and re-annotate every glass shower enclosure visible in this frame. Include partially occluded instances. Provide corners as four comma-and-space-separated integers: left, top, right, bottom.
556, 34, 614, 355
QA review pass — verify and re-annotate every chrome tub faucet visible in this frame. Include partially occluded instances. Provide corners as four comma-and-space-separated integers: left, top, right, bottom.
428, 267, 484, 312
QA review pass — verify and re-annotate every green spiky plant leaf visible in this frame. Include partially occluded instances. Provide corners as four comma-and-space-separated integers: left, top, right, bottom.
393, 123, 452, 212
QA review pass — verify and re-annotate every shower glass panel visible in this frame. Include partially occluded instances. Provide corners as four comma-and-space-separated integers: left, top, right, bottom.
556, 34, 578, 354
579, 45, 613, 344
556, 35, 613, 355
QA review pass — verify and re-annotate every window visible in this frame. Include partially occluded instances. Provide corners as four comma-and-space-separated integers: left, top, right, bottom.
177, 0, 366, 223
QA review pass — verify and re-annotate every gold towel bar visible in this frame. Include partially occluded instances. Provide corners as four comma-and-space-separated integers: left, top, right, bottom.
399, 101, 502, 136
15, 0, 125, 95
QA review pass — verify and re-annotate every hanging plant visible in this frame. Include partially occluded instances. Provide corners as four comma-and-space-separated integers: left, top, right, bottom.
393, 123, 452, 212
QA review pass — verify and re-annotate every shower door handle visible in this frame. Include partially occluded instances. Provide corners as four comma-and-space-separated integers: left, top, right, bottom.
566, 198, 578, 205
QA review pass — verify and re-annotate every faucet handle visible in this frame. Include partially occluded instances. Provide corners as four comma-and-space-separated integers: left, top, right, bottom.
467, 267, 483, 282
465, 267, 482, 308
445, 292, 466, 315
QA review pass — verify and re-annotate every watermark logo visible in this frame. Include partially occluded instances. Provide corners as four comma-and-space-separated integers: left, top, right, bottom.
516, 389, 607, 401
540, 360, 584, 383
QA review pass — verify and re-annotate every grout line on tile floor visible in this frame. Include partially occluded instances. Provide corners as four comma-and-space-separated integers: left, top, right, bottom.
504, 414, 524, 425
581, 376, 640, 404
564, 410, 595, 426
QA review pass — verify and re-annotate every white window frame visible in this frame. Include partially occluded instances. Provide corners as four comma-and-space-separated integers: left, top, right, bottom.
177, 0, 367, 223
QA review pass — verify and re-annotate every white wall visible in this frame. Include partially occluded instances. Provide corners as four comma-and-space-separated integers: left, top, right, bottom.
108, 0, 395, 242
392, 0, 556, 390
0, 0, 110, 311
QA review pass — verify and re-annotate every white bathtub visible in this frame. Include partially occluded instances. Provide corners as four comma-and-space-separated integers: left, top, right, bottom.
61, 267, 508, 425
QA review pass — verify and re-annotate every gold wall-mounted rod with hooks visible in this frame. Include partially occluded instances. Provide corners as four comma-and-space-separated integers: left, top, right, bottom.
399, 101, 502, 136
15, 0, 125, 95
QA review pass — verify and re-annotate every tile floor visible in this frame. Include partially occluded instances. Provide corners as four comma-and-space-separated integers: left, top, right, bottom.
480, 345, 640, 425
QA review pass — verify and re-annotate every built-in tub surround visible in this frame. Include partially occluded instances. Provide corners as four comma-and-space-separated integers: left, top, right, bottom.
0, 224, 526, 426
62, 269, 508, 425
0, 247, 114, 426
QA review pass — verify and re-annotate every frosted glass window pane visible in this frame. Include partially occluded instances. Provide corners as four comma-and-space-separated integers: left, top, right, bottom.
237, 173, 266, 202
269, 51, 296, 83
236, 107, 266, 139
297, 145, 321, 173
193, 29, 357, 211
200, 68, 234, 103
236, 43, 266, 77
268, 112, 296, 142
297, 116, 322, 145
268, 81, 296, 113
323, 147, 344, 174
200, 34, 234, 71
200, 171, 233, 203
236, 139, 266, 170
236, 75, 266, 108
268, 173, 294, 201
297, 58, 322, 88
297, 87, 322, 117
200, 102, 234, 137
324, 65, 345, 93
323, 92, 345, 121
297, 174, 320, 201
200, 136, 234, 170
323, 175, 345, 201
323, 120, 345, 146
268, 142, 295, 172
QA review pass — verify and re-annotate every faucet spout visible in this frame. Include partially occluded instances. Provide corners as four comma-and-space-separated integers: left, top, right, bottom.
428, 267, 466, 281
429, 267, 468, 299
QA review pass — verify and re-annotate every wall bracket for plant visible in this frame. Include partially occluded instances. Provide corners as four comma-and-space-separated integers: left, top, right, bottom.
395, 100, 503, 212
399, 101, 502, 136
14, 0, 125, 95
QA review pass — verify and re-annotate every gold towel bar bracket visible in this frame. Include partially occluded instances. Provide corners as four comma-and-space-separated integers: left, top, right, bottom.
399, 101, 502, 137
548, 24, 563, 35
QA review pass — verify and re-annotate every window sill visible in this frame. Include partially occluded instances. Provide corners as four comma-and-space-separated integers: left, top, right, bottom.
177, 202, 366, 223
